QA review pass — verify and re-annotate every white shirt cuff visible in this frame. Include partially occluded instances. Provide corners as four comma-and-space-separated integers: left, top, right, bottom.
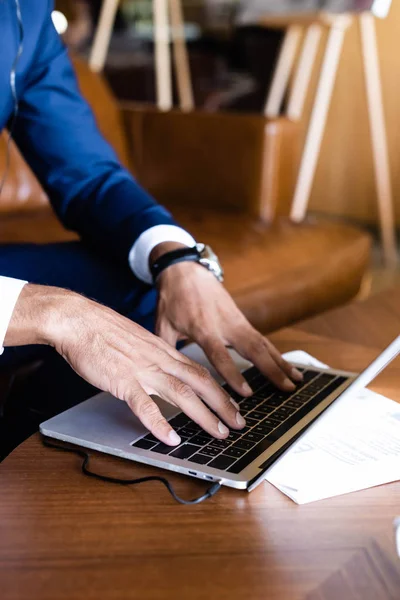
0, 276, 28, 355
128, 225, 196, 284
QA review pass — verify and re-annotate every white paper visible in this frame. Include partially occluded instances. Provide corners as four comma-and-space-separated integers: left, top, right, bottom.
265, 353, 400, 504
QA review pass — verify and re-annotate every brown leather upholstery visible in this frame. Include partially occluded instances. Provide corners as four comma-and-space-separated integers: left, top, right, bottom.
120, 106, 299, 220
173, 210, 370, 332
0, 55, 371, 334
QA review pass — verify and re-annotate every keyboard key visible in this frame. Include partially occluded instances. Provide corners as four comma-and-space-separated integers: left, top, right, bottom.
168, 414, 190, 428
263, 397, 286, 408
201, 445, 221, 457
315, 373, 336, 386
191, 435, 212, 446
243, 366, 259, 382
170, 444, 199, 460
190, 453, 212, 465
250, 374, 268, 391
255, 403, 275, 415
274, 392, 293, 400
245, 417, 259, 428
209, 438, 231, 450
255, 382, 275, 394
267, 411, 286, 423
223, 385, 245, 403
208, 455, 237, 470
227, 439, 273, 474
247, 410, 267, 421
286, 399, 303, 409
302, 370, 319, 382
143, 434, 159, 444
223, 447, 247, 458
253, 424, 274, 436
234, 439, 256, 450
153, 443, 176, 455
243, 431, 264, 443
180, 422, 202, 433
260, 417, 281, 428
251, 394, 271, 403
241, 400, 261, 412
291, 394, 311, 403
179, 427, 198, 438
227, 431, 242, 442
305, 383, 324, 393
226, 390, 244, 402
132, 439, 156, 450
273, 406, 296, 418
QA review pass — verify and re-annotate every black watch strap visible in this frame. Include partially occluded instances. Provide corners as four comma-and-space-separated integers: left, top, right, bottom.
150, 246, 200, 282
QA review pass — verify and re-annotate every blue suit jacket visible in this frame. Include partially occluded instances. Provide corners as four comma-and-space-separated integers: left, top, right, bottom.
0, 0, 178, 262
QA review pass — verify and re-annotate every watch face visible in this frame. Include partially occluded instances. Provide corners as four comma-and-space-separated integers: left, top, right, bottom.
197, 244, 224, 282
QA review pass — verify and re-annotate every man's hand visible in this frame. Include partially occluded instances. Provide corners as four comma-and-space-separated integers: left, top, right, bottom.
6, 284, 246, 446
152, 244, 303, 397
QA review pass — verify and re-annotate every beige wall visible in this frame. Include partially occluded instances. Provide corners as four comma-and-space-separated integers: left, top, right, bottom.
301, 3, 400, 226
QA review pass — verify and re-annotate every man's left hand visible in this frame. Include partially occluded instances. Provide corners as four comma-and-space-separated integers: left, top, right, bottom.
153, 246, 303, 398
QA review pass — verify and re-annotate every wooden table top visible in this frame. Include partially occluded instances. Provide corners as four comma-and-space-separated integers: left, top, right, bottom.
1, 287, 400, 600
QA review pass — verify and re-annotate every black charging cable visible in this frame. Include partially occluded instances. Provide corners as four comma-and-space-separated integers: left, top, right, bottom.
42, 438, 222, 505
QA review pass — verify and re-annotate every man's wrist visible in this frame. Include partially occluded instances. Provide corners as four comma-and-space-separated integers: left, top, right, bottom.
149, 242, 203, 286
149, 241, 189, 267
4, 284, 79, 349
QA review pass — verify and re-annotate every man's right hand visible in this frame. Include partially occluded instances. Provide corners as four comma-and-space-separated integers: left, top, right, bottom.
5, 284, 246, 446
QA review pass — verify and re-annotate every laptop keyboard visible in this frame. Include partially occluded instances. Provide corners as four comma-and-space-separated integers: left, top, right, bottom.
132, 367, 347, 474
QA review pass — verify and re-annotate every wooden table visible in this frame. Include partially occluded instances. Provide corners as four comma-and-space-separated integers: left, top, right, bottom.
1, 287, 400, 599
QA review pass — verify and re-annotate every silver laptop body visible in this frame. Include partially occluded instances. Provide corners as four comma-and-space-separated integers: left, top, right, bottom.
40, 337, 400, 492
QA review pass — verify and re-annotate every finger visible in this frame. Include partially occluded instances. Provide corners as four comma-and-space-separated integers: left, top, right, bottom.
166, 359, 246, 431
156, 318, 179, 349
200, 335, 253, 398
265, 339, 303, 383
123, 381, 182, 446
235, 330, 297, 392
156, 374, 232, 439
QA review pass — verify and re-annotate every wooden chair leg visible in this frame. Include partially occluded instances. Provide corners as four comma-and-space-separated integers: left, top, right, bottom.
264, 25, 302, 118
290, 15, 351, 222
287, 23, 322, 121
153, 0, 173, 111
169, 0, 194, 111
88, 0, 119, 72
360, 12, 398, 265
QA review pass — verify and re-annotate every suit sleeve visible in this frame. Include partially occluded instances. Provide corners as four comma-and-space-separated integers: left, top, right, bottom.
12, 0, 179, 263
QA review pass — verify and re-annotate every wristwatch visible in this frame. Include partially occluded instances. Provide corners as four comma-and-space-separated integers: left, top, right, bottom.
150, 243, 224, 284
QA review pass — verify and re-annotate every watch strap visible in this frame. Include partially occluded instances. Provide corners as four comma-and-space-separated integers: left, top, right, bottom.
150, 246, 200, 282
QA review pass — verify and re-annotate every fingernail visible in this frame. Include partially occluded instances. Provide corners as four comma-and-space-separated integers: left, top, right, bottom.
168, 430, 181, 446
291, 368, 303, 381
218, 421, 229, 436
242, 382, 253, 395
236, 412, 246, 428
230, 398, 240, 410
284, 378, 296, 391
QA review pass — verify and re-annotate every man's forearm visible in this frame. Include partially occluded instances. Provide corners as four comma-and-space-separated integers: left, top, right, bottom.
4, 284, 76, 349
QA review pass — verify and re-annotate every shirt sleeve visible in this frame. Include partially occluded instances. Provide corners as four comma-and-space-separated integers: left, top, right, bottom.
129, 225, 196, 284
0, 277, 27, 355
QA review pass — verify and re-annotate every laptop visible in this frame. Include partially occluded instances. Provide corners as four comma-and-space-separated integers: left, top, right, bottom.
40, 336, 400, 492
